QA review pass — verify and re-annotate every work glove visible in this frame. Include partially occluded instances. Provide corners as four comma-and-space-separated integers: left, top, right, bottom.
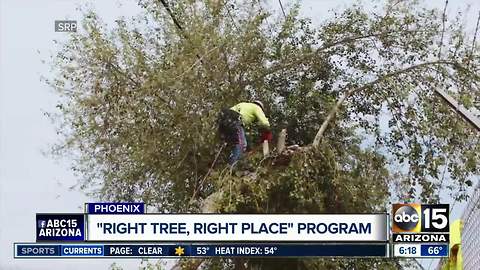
260, 131, 273, 143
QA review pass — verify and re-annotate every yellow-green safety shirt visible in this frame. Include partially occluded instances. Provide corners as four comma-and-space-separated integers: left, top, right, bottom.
230, 102, 270, 129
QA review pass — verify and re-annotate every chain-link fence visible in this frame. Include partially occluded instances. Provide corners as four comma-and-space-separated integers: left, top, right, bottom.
461, 185, 480, 270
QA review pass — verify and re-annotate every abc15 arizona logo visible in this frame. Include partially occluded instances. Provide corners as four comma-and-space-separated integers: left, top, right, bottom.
392, 204, 449, 233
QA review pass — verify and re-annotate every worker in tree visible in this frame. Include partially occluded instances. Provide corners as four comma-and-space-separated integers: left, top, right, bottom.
217, 101, 273, 165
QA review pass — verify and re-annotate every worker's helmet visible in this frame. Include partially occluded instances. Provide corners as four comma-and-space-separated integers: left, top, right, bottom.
253, 100, 265, 111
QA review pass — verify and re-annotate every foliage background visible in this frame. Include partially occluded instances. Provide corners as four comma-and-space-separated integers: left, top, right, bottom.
46, 0, 479, 269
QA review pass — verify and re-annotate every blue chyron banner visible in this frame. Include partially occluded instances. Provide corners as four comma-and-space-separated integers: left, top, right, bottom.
36, 214, 85, 242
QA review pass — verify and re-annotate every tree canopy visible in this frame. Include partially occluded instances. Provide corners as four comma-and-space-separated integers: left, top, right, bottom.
47, 0, 479, 269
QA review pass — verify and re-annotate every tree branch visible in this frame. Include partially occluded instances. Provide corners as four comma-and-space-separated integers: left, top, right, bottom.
158, 0, 204, 64
158, 0, 186, 37
257, 29, 427, 80
278, 0, 287, 19
311, 60, 460, 148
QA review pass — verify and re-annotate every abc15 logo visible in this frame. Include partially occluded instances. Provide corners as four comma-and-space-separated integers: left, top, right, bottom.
392, 204, 449, 233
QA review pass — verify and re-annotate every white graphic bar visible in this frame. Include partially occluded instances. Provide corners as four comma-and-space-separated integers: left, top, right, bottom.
87, 214, 388, 242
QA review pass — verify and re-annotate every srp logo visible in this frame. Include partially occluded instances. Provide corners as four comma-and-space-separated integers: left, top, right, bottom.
392, 204, 449, 233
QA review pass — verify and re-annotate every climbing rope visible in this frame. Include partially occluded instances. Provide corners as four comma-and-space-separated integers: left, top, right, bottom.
190, 143, 227, 203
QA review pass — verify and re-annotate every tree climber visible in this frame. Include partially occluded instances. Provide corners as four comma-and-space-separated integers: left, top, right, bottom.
217, 101, 273, 165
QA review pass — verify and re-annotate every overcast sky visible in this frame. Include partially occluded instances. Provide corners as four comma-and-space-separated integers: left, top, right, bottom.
1, 0, 479, 270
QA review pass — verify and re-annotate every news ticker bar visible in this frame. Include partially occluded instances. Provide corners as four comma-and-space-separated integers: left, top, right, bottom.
14, 243, 389, 258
